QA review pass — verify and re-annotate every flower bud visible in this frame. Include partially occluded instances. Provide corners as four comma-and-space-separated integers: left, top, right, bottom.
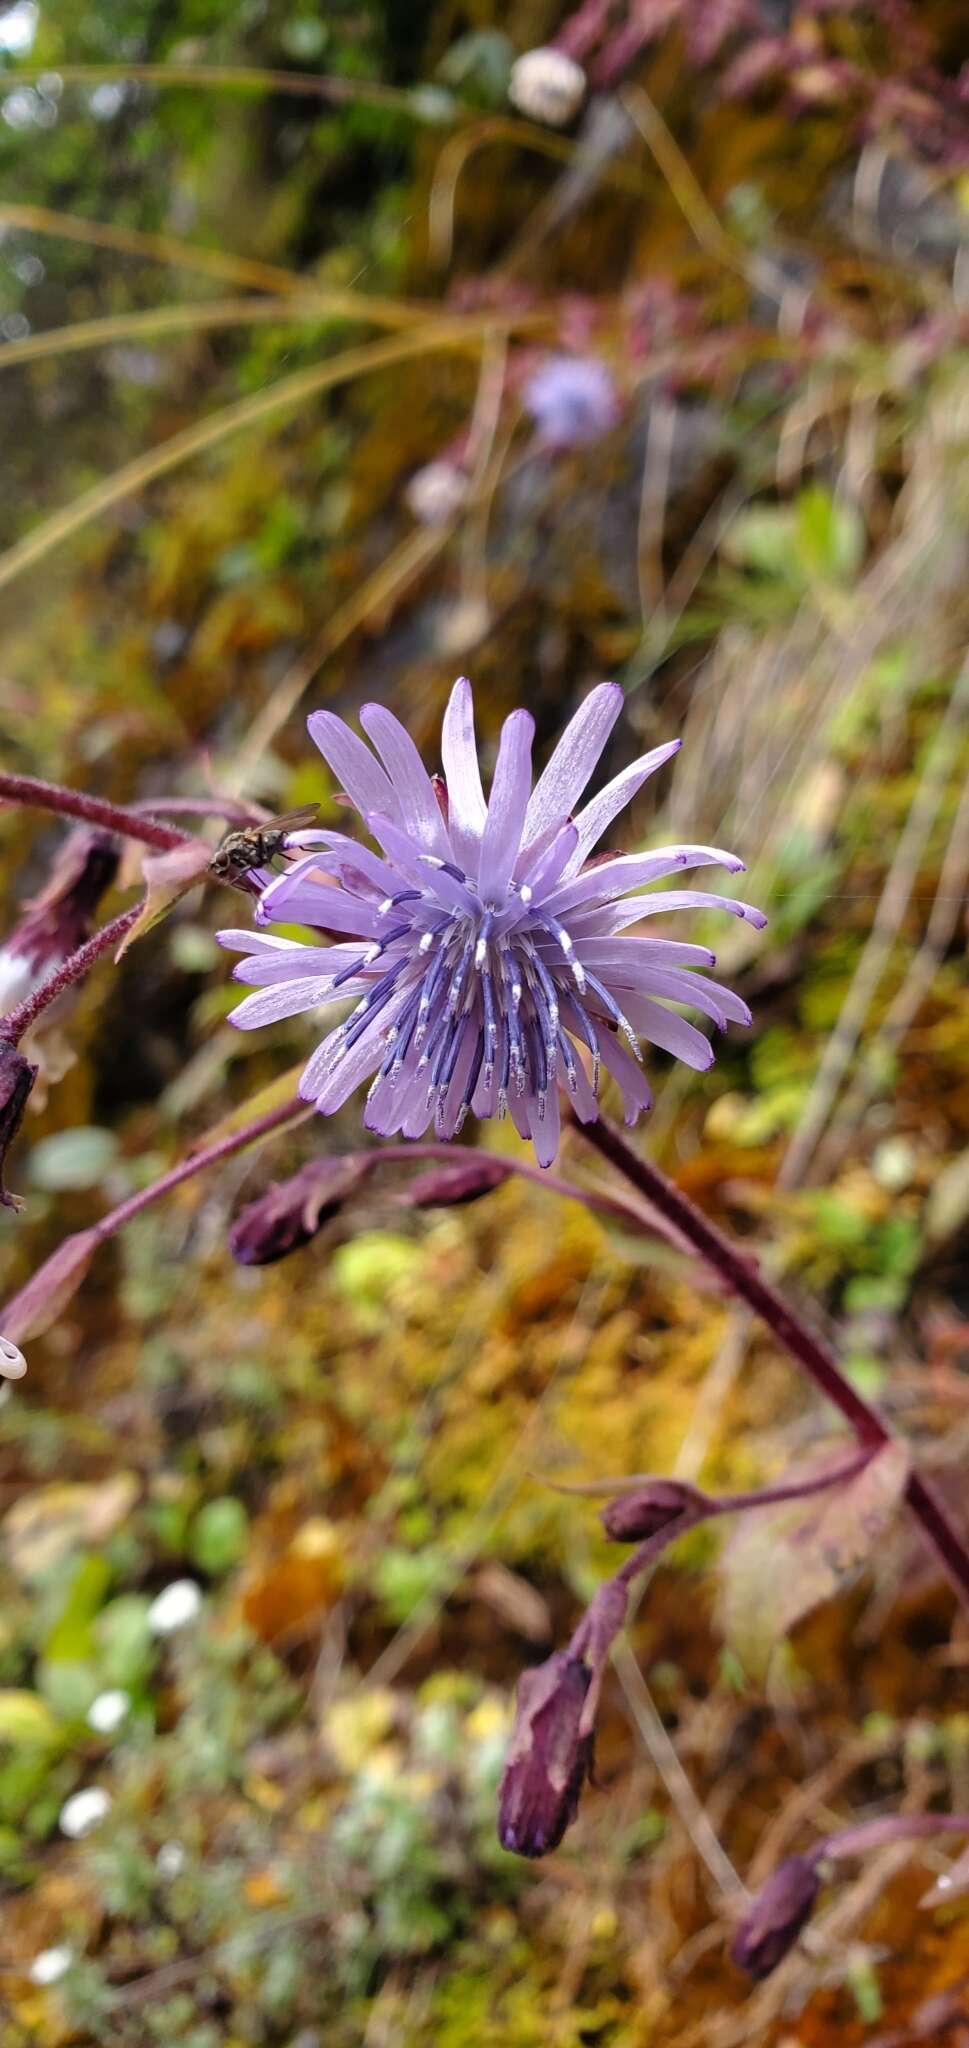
402, 1157, 512, 1208
600, 1478, 708, 1543
509, 47, 586, 127
228, 1156, 368, 1266
0, 829, 119, 1015
0, 1040, 37, 1210
730, 1855, 821, 1978
498, 1651, 595, 1857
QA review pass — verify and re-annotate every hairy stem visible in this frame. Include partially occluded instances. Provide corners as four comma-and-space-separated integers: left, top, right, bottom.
0, 906, 141, 1043
0, 1095, 310, 1344
815, 1811, 969, 1864
0, 772, 191, 853
363, 1138, 681, 1242
576, 1111, 969, 1607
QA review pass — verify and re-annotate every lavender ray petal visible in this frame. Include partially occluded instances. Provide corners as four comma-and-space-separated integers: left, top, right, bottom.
478, 708, 535, 906
307, 709, 400, 822
232, 944, 368, 986
566, 890, 768, 936
597, 1031, 653, 1122
520, 820, 579, 897
255, 875, 384, 938
545, 845, 746, 918
441, 675, 488, 869
526, 1078, 560, 1168
536, 935, 716, 972
360, 703, 453, 858
521, 682, 622, 851
563, 1047, 599, 1123
625, 966, 751, 1028
306, 1000, 409, 1112
564, 739, 682, 874
612, 992, 714, 1069
216, 928, 309, 955
228, 976, 344, 1030
297, 832, 403, 900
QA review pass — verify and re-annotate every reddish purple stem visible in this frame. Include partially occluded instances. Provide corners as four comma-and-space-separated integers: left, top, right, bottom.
576, 1112, 969, 1609
0, 771, 191, 853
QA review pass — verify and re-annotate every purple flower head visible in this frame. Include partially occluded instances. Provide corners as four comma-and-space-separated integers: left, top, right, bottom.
522, 353, 619, 448
218, 678, 764, 1168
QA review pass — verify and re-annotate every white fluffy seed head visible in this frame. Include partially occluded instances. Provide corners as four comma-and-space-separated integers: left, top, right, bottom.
508, 47, 586, 126
59, 1786, 111, 1838
30, 1946, 73, 1986
148, 1579, 202, 1635
405, 459, 466, 526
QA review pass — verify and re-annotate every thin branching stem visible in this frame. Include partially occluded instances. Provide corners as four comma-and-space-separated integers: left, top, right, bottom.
0, 772, 191, 852
576, 1111, 969, 1607
0, 907, 141, 1044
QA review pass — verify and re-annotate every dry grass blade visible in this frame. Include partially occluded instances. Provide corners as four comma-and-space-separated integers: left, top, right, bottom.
0, 199, 317, 297
779, 650, 969, 1188
0, 313, 549, 600
0, 295, 431, 378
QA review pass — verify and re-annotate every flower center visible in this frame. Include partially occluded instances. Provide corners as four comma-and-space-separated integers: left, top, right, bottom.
321, 853, 642, 1138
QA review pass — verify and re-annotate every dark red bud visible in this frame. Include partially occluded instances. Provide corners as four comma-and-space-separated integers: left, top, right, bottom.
730, 1856, 821, 1978
228, 1156, 368, 1266
14, 829, 119, 973
403, 1157, 512, 1208
498, 1651, 595, 1858
0, 1040, 37, 1211
600, 1479, 707, 1543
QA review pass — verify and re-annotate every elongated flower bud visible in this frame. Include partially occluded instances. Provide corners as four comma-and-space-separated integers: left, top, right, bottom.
228, 1156, 368, 1266
601, 1478, 708, 1542
0, 1040, 37, 1210
0, 829, 119, 1017
498, 1651, 595, 1857
730, 1855, 821, 1978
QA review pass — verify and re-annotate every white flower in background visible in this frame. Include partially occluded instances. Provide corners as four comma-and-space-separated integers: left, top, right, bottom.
148, 1578, 202, 1634
59, 1786, 111, 1838
86, 1689, 130, 1735
0, 1337, 27, 1380
405, 459, 467, 526
156, 1840, 186, 1877
29, 1945, 73, 1986
509, 47, 586, 127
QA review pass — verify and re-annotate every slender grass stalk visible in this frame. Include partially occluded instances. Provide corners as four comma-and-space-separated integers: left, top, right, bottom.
0, 313, 551, 599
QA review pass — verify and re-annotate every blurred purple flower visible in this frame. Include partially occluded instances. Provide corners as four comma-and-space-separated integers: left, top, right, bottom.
218, 678, 763, 1167
522, 353, 619, 448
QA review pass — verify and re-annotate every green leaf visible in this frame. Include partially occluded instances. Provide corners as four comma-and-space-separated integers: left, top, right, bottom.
0, 1690, 62, 1748
44, 1553, 112, 1662
794, 484, 864, 583
190, 1498, 249, 1576
28, 1127, 118, 1192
